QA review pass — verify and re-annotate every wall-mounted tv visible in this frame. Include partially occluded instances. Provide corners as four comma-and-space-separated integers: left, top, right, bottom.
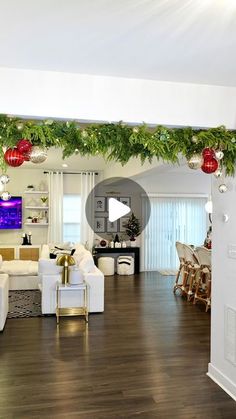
0, 196, 22, 229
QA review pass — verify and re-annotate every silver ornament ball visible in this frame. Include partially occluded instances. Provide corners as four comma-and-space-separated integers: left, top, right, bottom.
0, 174, 10, 184
215, 150, 224, 160
219, 184, 228, 193
187, 153, 203, 170
214, 168, 223, 178
1, 191, 11, 201
29, 146, 47, 164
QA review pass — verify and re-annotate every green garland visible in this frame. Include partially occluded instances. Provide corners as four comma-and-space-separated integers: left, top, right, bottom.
0, 114, 236, 175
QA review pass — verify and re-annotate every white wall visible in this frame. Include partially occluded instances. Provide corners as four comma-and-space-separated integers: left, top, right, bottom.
0, 67, 236, 128
136, 169, 211, 195
208, 176, 236, 400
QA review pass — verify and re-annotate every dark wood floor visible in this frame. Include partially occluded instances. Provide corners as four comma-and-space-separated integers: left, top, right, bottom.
0, 273, 235, 418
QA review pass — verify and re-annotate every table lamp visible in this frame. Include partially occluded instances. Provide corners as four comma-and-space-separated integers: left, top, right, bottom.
56, 254, 75, 285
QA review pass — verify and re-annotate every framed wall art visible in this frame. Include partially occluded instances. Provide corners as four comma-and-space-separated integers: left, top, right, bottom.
94, 217, 105, 233
120, 197, 131, 207
119, 217, 129, 232
107, 219, 118, 233
94, 197, 106, 212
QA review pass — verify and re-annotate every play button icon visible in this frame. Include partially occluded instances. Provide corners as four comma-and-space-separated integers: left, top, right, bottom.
108, 198, 131, 222
85, 176, 151, 241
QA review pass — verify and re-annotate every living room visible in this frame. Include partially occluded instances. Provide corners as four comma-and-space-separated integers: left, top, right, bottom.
1, 1, 236, 418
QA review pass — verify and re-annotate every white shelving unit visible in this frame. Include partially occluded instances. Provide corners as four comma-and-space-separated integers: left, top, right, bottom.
23, 190, 49, 227
25, 206, 49, 210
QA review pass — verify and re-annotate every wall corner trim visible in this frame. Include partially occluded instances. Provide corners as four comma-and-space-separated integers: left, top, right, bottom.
207, 363, 236, 402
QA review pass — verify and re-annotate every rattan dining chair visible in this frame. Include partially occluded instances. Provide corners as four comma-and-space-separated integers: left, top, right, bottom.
181, 244, 200, 301
173, 241, 185, 294
193, 246, 211, 312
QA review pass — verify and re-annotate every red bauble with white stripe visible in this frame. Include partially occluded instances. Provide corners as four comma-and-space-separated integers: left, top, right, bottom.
4, 148, 24, 167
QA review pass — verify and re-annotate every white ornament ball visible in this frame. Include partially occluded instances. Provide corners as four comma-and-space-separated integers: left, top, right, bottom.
215, 150, 224, 160
192, 135, 198, 144
81, 130, 88, 139
1, 191, 11, 201
219, 184, 228, 193
0, 174, 10, 184
16, 122, 24, 131
29, 146, 47, 164
214, 168, 223, 178
187, 153, 203, 170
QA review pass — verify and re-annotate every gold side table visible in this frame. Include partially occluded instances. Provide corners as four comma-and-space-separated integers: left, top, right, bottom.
56, 282, 89, 324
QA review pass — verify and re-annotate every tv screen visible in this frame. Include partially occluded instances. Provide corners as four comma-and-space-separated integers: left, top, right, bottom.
0, 196, 22, 229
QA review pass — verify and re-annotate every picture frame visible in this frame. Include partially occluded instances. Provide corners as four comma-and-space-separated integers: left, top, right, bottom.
94, 217, 105, 233
119, 217, 129, 232
94, 197, 106, 212
120, 197, 131, 207
107, 219, 118, 233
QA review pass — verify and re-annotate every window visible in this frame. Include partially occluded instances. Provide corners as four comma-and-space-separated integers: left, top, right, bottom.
63, 194, 81, 243
143, 196, 207, 271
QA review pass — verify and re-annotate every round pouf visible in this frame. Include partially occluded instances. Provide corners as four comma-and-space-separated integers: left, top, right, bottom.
117, 256, 134, 275
98, 257, 115, 276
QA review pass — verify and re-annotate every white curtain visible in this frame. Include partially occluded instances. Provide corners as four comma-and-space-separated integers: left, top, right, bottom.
47, 171, 64, 244
80, 172, 95, 250
143, 196, 207, 271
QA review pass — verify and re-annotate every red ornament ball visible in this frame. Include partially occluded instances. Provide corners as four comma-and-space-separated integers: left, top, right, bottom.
100, 240, 107, 247
201, 157, 218, 174
202, 147, 215, 159
4, 148, 25, 167
16, 139, 32, 161
17, 138, 32, 153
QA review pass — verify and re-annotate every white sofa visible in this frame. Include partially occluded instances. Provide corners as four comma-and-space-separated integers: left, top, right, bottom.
0, 255, 39, 290
38, 244, 104, 314
0, 274, 9, 331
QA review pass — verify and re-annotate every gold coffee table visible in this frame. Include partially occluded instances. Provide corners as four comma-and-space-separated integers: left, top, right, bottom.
56, 282, 89, 324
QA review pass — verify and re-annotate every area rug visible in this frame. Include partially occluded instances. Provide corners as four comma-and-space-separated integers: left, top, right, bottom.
157, 270, 177, 276
7, 290, 43, 319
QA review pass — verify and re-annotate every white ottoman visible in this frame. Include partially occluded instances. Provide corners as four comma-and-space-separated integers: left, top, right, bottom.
0, 274, 9, 331
98, 257, 115, 276
117, 256, 134, 275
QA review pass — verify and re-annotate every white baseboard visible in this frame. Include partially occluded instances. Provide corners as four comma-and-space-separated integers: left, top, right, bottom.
207, 363, 236, 402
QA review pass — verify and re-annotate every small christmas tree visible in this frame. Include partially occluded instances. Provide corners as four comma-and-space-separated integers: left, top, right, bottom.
125, 213, 141, 241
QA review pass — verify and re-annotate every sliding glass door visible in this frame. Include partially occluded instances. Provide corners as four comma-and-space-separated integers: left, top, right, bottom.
143, 196, 207, 271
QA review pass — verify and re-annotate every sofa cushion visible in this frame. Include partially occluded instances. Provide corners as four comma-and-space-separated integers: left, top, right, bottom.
78, 251, 95, 273
38, 259, 63, 275
73, 244, 87, 265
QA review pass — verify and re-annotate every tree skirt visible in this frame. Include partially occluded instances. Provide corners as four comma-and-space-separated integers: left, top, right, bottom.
7, 290, 43, 318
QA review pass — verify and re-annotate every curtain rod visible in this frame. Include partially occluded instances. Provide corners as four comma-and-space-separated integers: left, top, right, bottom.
43, 171, 99, 175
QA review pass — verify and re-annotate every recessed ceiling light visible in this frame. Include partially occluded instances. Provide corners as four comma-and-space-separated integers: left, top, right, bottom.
62, 163, 68, 168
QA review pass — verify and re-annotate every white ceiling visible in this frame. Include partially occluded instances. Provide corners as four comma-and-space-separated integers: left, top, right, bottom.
1, 0, 236, 86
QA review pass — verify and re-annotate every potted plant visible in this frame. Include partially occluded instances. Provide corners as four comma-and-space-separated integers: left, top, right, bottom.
124, 213, 141, 247
26, 216, 33, 223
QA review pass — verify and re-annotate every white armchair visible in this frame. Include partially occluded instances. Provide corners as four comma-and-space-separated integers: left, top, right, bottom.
38, 245, 104, 314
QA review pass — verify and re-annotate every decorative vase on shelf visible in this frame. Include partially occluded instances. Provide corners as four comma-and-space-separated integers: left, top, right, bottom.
130, 239, 137, 247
